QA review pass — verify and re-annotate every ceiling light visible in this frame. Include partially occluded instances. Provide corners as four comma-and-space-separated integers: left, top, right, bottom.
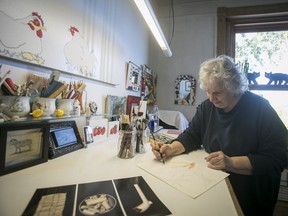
134, 0, 172, 57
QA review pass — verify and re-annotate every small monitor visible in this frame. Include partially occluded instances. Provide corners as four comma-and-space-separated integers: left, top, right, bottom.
51, 128, 77, 147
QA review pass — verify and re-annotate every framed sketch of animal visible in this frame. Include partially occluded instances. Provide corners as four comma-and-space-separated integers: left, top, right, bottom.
0, 121, 49, 176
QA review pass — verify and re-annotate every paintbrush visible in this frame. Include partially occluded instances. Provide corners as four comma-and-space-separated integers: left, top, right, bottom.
149, 126, 165, 164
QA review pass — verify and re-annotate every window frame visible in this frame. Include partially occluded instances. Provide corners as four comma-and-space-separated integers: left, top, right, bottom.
217, 3, 288, 57
217, 3, 288, 91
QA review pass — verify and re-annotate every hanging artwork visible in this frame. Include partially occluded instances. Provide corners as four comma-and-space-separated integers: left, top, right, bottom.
141, 65, 157, 105
0, 1, 119, 84
175, 75, 196, 106
126, 61, 141, 92
126, 95, 141, 117
105, 95, 127, 120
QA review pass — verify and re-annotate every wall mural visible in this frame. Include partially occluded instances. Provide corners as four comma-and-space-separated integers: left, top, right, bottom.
0, 0, 118, 85
175, 75, 196, 106
0, 11, 46, 64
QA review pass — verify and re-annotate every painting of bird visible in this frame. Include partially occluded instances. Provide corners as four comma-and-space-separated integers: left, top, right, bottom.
64, 26, 97, 78
0, 11, 46, 64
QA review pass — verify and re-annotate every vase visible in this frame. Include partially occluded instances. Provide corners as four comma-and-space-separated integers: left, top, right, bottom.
0, 96, 31, 119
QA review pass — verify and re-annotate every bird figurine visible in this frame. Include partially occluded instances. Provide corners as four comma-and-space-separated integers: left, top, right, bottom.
30, 108, 43, 118
55, 109, 64, 117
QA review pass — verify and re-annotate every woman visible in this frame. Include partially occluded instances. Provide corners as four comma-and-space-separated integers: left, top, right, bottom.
151, 55, 287, 215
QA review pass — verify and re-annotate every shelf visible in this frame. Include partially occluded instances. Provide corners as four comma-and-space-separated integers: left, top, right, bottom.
0, 115, 88, 126
249, 84, 288, 91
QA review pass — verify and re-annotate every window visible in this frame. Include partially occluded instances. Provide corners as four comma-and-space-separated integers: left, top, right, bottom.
217, 3, 288, 128
235, 31, 288, 127
217, 3, 288, 57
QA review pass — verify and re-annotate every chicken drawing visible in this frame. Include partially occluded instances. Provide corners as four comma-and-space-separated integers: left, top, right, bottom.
0, 11, 46, 64
64, 26, 97, 77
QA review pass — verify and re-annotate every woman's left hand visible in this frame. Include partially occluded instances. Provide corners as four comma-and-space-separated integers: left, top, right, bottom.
204, 151, 231, 170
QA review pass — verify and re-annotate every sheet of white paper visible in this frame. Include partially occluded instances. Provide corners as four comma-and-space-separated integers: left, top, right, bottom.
137, 153, 229, 198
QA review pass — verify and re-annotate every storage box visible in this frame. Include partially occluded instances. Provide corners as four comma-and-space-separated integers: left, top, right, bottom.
107, 121, 119, 137
89, 117, 108, 143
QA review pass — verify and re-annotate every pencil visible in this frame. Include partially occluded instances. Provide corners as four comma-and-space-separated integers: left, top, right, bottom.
151, 132, 165, 164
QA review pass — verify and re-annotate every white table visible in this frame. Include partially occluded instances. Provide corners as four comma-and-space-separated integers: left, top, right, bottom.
0, 135, 241, 216
159, 110, 189, 131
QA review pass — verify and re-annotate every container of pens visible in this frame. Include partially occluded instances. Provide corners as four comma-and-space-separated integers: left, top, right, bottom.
117, 130, 135, 159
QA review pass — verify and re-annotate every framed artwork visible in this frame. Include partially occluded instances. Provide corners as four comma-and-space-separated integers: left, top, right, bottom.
83, 126, 93, 145
48, 120, 84, 159
141, 64, 157, 105
175, 75, 196, 106
105, 95, 127, 120
126, 61, 141, 92
0, 122, 49, 176
126, 95, 141, 117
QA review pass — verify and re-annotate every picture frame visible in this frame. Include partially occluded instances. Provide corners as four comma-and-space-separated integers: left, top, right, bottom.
105, 95, 127, 120
0, 122, 49, 176
48, 120, 84, 159
126, 61, 141, 92
83, 126, 94, 145
141, 64, 157, 105
126, 95, 141, 117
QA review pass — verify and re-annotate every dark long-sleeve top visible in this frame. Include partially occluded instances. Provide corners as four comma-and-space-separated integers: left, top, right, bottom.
176, 91, 287, 176
175, 91, 288, 215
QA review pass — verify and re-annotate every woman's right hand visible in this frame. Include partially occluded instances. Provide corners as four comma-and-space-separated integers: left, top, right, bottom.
150, 140, 171, 161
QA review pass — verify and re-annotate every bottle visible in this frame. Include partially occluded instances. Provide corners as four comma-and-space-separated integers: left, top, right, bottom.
154, 104, 159, 130
149, 115, 155, 133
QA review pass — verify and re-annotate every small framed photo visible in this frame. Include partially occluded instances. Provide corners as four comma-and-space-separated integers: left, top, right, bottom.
0, 122, 49, 176
126, 61, 141, 92
83, 125, 94, 144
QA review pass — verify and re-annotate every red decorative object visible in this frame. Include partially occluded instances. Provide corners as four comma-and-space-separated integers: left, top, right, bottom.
126, 95, 141, 117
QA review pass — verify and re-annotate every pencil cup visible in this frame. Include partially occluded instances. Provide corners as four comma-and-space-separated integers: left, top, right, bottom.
117, 131, 134, 159
56, 98, 74, 116
0, 96, 31, 120
135, 128, 146, 154
32, 97, 56, 118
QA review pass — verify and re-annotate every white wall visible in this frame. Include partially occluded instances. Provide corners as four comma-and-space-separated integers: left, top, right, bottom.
0, 0, 156, 114
154, 0, 288, 121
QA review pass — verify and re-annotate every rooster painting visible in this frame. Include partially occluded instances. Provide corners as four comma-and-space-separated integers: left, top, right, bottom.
64, 26, 97, 78
0, 11, 46, 64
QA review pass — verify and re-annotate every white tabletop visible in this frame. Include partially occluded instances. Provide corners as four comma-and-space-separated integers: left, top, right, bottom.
0, 135, 239, 216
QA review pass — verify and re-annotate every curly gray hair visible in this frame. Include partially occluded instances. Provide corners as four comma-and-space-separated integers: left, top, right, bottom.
199, 55, 248, 96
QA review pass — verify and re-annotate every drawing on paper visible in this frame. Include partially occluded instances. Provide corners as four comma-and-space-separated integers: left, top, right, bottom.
0, 11, 46, 64
183, 162, 195, 169
137, 155, 229, 198
9, 138, 32, 154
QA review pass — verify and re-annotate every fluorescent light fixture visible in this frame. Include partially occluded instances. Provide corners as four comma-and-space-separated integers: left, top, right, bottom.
134, 0, 172, 57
